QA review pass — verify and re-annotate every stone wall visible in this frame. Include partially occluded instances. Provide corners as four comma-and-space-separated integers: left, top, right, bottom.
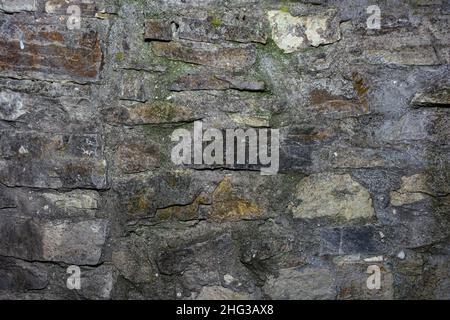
0, 0, 449, 300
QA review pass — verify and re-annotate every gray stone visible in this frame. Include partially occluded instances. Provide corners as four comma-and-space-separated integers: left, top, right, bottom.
263, 267, 336, 300
0, 216, 108, 265
144, 19, 173, 41
0, 0, 449, 301
0, 0, 36, 13
196, 286, 252, 300
41, 219, 108, 265
171, 73, 265, 92
334, 256, 394, 300
0, 131, 108, 189
320, 226, 387, 255
80, 265, 115, 299
0, 257, 48, 291
178, 12, 268, 44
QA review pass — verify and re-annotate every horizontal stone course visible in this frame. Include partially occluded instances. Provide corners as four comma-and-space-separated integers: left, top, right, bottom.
152, 40, 257, 70
0, 216, 108, 265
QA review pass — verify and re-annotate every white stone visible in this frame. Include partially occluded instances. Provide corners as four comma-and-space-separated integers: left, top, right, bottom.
397, 251, 406, 260
267, 10, 340, 53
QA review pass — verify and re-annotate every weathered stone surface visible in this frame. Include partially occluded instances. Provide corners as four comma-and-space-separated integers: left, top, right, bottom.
1, 0, 449, 301
0, 79, 99, 133
152, 40, 256, 70
102, 101, 196, 125
79, 265, 115, 299
320, 226, 386, 255
291, 173, 375, 221
334, 256, 394, 300
178, 13, 267, 44
0, 131, 107, 189
144, 19, 173, 41
156, 232, 259, 297
390, 174, 429, 206
0, 185, 16, 209
0, 257, 48, 291
196, 286, 251, 300
228, 113, 270, 127
118, 70, 161, 102
0, 0, 36, 13
115, 140, 160, 174
171, 73, 230, 91
411, 86, 450, 107
0, 16, 102, 83
41, 219, 108, 265
150, 172, 284, 222
354, 22, 450, 65
390, 171, 450, 207
0, 89, 27, 121
0, 87, 99, 133
267, 9, 341, 53
44, 0, 97, 17
209, 176, 262, 221
0, 216, 108, 265
263, 267, 336, 299
171, 73, 265, 92
112, 236, 157, 284
41, 190, 99, 211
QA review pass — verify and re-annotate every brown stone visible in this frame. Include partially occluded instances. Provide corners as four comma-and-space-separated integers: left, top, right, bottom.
155, 192, 209, 221
102, 101, 196, 125
0, 17, 102, 83
152, 40, 256, 70
116, 142, 160, 174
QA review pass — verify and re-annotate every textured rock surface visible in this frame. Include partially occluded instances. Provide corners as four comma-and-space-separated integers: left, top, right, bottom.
0, 0, 449, 300
291, 173, 375, 221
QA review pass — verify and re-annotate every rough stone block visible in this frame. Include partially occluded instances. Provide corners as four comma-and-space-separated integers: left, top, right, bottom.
263, 267, 336, 299
0, 216, 108, 265
178, 13, 267, 44
320, 226, 387, 255
291, 173, 375, 221
152, 40, 256, 70
0, 131, 107, 189
267, 9, 341, 53
144, 19, 173, 41
0, 0, 36, 13
0, 16, 102, 83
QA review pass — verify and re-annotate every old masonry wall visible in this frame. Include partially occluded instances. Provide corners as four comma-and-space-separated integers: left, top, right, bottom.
0, 0, 449, 299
